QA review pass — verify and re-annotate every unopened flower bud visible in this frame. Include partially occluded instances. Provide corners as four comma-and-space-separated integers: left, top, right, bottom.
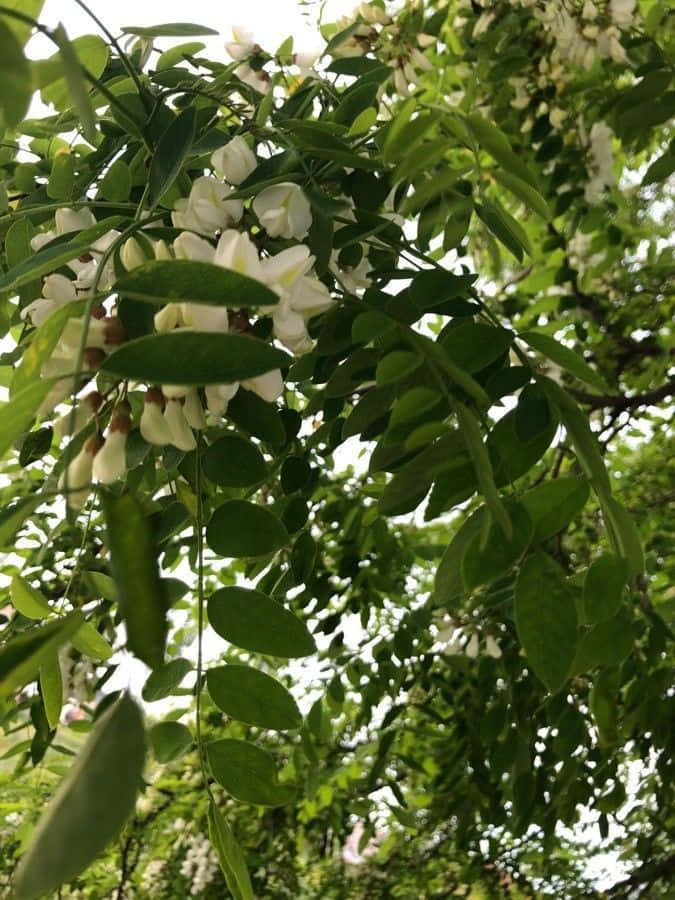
102, 316, 125, 347
83, 347, 106, 370
164, 400, 197, 451
485, 634, 502, 659
241, 369, 284, 403
121, 237, 148, 271
58, 433, 103, 509
465, 632, 479, 659
183, 388, 206, 430
205, 383, 239, 418
140, 391, 172, 446
162, 384, 190, 399
92, 413, 130, 484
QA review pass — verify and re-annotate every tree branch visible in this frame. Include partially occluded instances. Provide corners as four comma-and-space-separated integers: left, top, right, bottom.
570, 379, 675, 411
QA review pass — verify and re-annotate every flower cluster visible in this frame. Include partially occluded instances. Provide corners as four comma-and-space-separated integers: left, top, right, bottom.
329, 3, 435, 97
25, 133, 338, 509
584, 121, 615, 204
434, 614, 502, 660
530, 0, 633, 69
178, 832, 218, 895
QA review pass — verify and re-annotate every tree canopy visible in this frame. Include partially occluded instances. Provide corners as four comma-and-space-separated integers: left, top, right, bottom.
0, 0, 673, 897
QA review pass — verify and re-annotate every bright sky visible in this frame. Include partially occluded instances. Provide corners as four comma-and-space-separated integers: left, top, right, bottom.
27, 0, 355, 58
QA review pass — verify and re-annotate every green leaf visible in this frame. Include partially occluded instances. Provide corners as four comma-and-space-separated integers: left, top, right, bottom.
456, 402, 512, 539
12, 300, 85, 396
0, 380, 58, 460
207, 665, 302, 731
101, 492, 168, 670
409, 270, 478, 315
462, 502, 533, 590
0, 20, 32, 129
102, 332, 290, 385
121, 22, 219, 37
603, 497, 645, 578
0, 612, 84, 701
71, 621, 114, 660
571, 611, 634, 674
156, 41, 206, 71
537, 378, 612, 500
206, 500, 288, 558
520, 332, 609, 393
148, 721, 192, 763
208, 802, 254, 900
434, 506, 487, 607
0, 496, 42, 547
1, 0, 45, 46
475, 199, 531, 261
52, 25, 98, 144
202, 434, 267, 488
521, 476, 590, 541
376, 351, 423, 386
642, 146, 675, 186
441, 323, 513, 373
147, 107, 196, 208
515, 553, 578, 693
583, 554, 629, 624
207, 586, 315, 658
11, 575, 52, 619
226, 388, 286, 448
142, 658, 192, 702
493, 169, 550, 220
466, 113, 539, 188
97, 159, 132, 202
36, 35, 108, 108
115, 259, 278, 307
39, 654, 62, 730
207, 739, 296, 806
13, 694, 145, 900
0, 217, 125, 292
47, 153, 75, 200
83, 570, 118, 602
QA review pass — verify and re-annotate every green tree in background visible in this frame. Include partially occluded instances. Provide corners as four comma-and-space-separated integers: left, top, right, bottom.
0, 0, 672, 897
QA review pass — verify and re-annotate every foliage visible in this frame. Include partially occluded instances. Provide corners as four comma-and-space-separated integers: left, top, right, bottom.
0, 0, 673, 897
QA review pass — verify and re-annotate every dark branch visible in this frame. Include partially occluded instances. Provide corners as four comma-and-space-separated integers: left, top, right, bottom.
570, 379, 675, 411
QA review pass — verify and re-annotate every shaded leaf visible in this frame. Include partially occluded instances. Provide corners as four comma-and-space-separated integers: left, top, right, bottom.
0, 612, 83, 701
207, 739, 296, 806
207, 664, 302, 730
206, 500, 288, 558
208, 801, 254, 900
148, 721, 192, 763
13, 694, 145, 900
202, 434, 267, 488
147, 107, 196, 208
207, 586, 315, 658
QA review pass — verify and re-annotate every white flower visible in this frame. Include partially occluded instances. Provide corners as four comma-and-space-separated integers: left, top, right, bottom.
585, 121, 615, 204
211, 136, 257, 185
53, 391, 102, 440
549, 107, 566, 129
410, 47, 433, 73
261, 245, 314, 293
140, 390, 173, 446
154, 238, 173, 260
393, 66, 410, 97
172, 176, 243, 235
473, 10, 496, 36
164, 400, 197, 451
22, 273, 77, 326
329, 248, 372, 294
271, 298, 312, 354
582, 0, 598, 20
121, 236, 148, 271
225, 25, 257, 60
241, 369, 284, 402
173, 231, 215, 264
181, 302, 229, 333
154, 303, 182, 332
417, 33, 436, 48
56, 207, 96, 235
213, 229, 265, 281
465, 632, 480, 659
58, 434, 102, 509
485, 635, 502, 659
183, 388, 206, 429
92, 414, 130, 484
205, 383, 239, 418
609, 0, 635, 27
289, 275, 334, 319
162, 384, 190, 399
235, 63, 271, 94
252, 182, 312, 239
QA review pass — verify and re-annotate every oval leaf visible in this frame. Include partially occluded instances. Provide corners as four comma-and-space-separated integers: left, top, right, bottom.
13, 694, 145, 900
207, 664, 302, 730
206, 500, 288, 558
583, 554, 629, 625
115, 260, 278, 307
142, 658, 192, 702
147, 107, 196, 208
207, 739, 295, 806
207, 586, 315, 658
148, 721, 193, 763
11, 575, 52, 619
208, 801, 254, 900
102, 492, 168, 670
515, 553, 578, 693
102, 332, 290, 385
203, 434, 267, 488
